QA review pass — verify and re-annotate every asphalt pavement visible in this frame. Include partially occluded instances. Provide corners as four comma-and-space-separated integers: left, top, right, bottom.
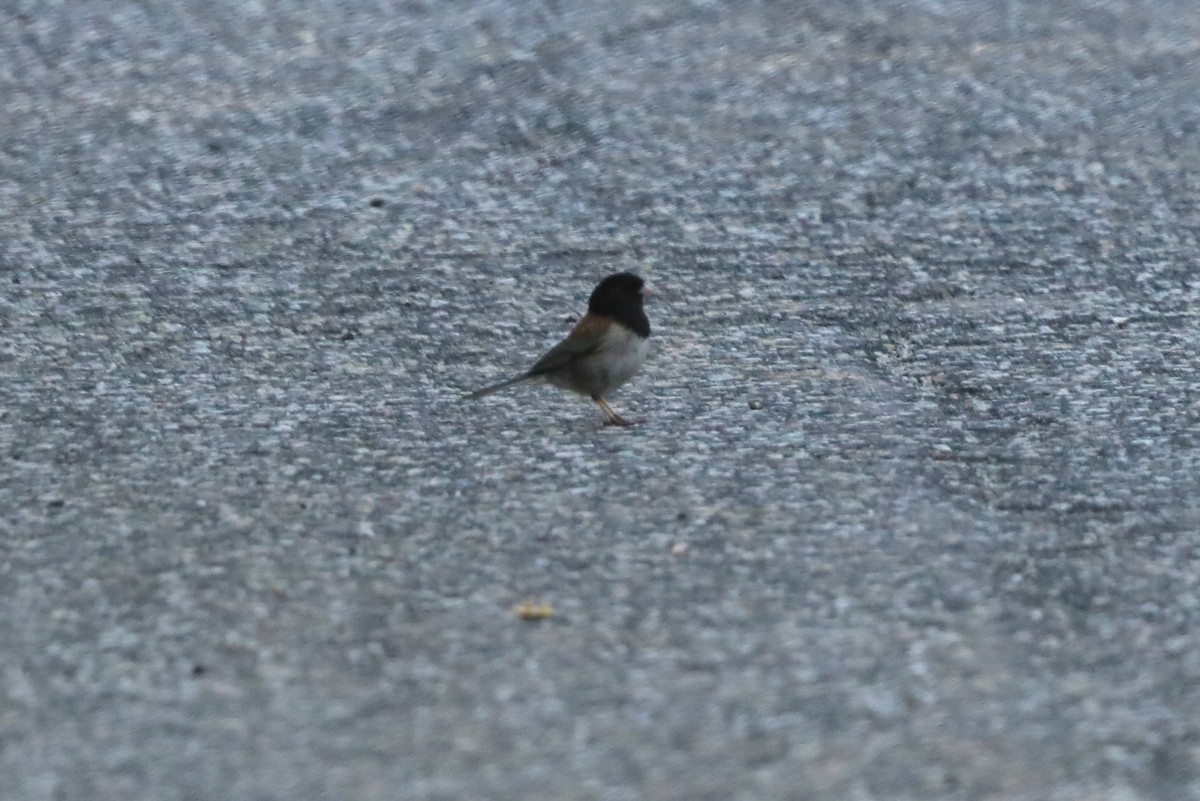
2, 1, 1200, 799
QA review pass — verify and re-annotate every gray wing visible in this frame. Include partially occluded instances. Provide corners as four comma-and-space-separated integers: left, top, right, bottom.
463, 338, 594, 400
525, 334, 600, 378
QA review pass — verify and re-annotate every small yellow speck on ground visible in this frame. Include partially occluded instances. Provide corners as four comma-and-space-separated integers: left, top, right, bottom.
516, 600, 554, 620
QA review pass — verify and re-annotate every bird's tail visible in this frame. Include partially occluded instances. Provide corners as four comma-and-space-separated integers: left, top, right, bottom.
463, 373, 530, 400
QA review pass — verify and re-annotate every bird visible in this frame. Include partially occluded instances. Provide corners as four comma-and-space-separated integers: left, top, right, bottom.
465, 272, 651, 426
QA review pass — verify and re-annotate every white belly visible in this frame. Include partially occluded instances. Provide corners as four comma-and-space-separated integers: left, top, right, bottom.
595, 326, 650, 392
545, 324, 649, 397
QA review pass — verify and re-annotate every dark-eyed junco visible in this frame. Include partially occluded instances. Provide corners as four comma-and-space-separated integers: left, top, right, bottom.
466, 272, 651, 426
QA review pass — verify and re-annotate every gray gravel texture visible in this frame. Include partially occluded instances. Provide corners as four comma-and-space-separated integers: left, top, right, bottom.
3, 1, 1200, 799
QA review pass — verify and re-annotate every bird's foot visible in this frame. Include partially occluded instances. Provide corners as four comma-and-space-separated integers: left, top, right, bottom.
594, 397, 634, 427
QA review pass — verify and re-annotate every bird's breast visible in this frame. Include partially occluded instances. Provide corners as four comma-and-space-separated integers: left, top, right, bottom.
591, 323, 649, 393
